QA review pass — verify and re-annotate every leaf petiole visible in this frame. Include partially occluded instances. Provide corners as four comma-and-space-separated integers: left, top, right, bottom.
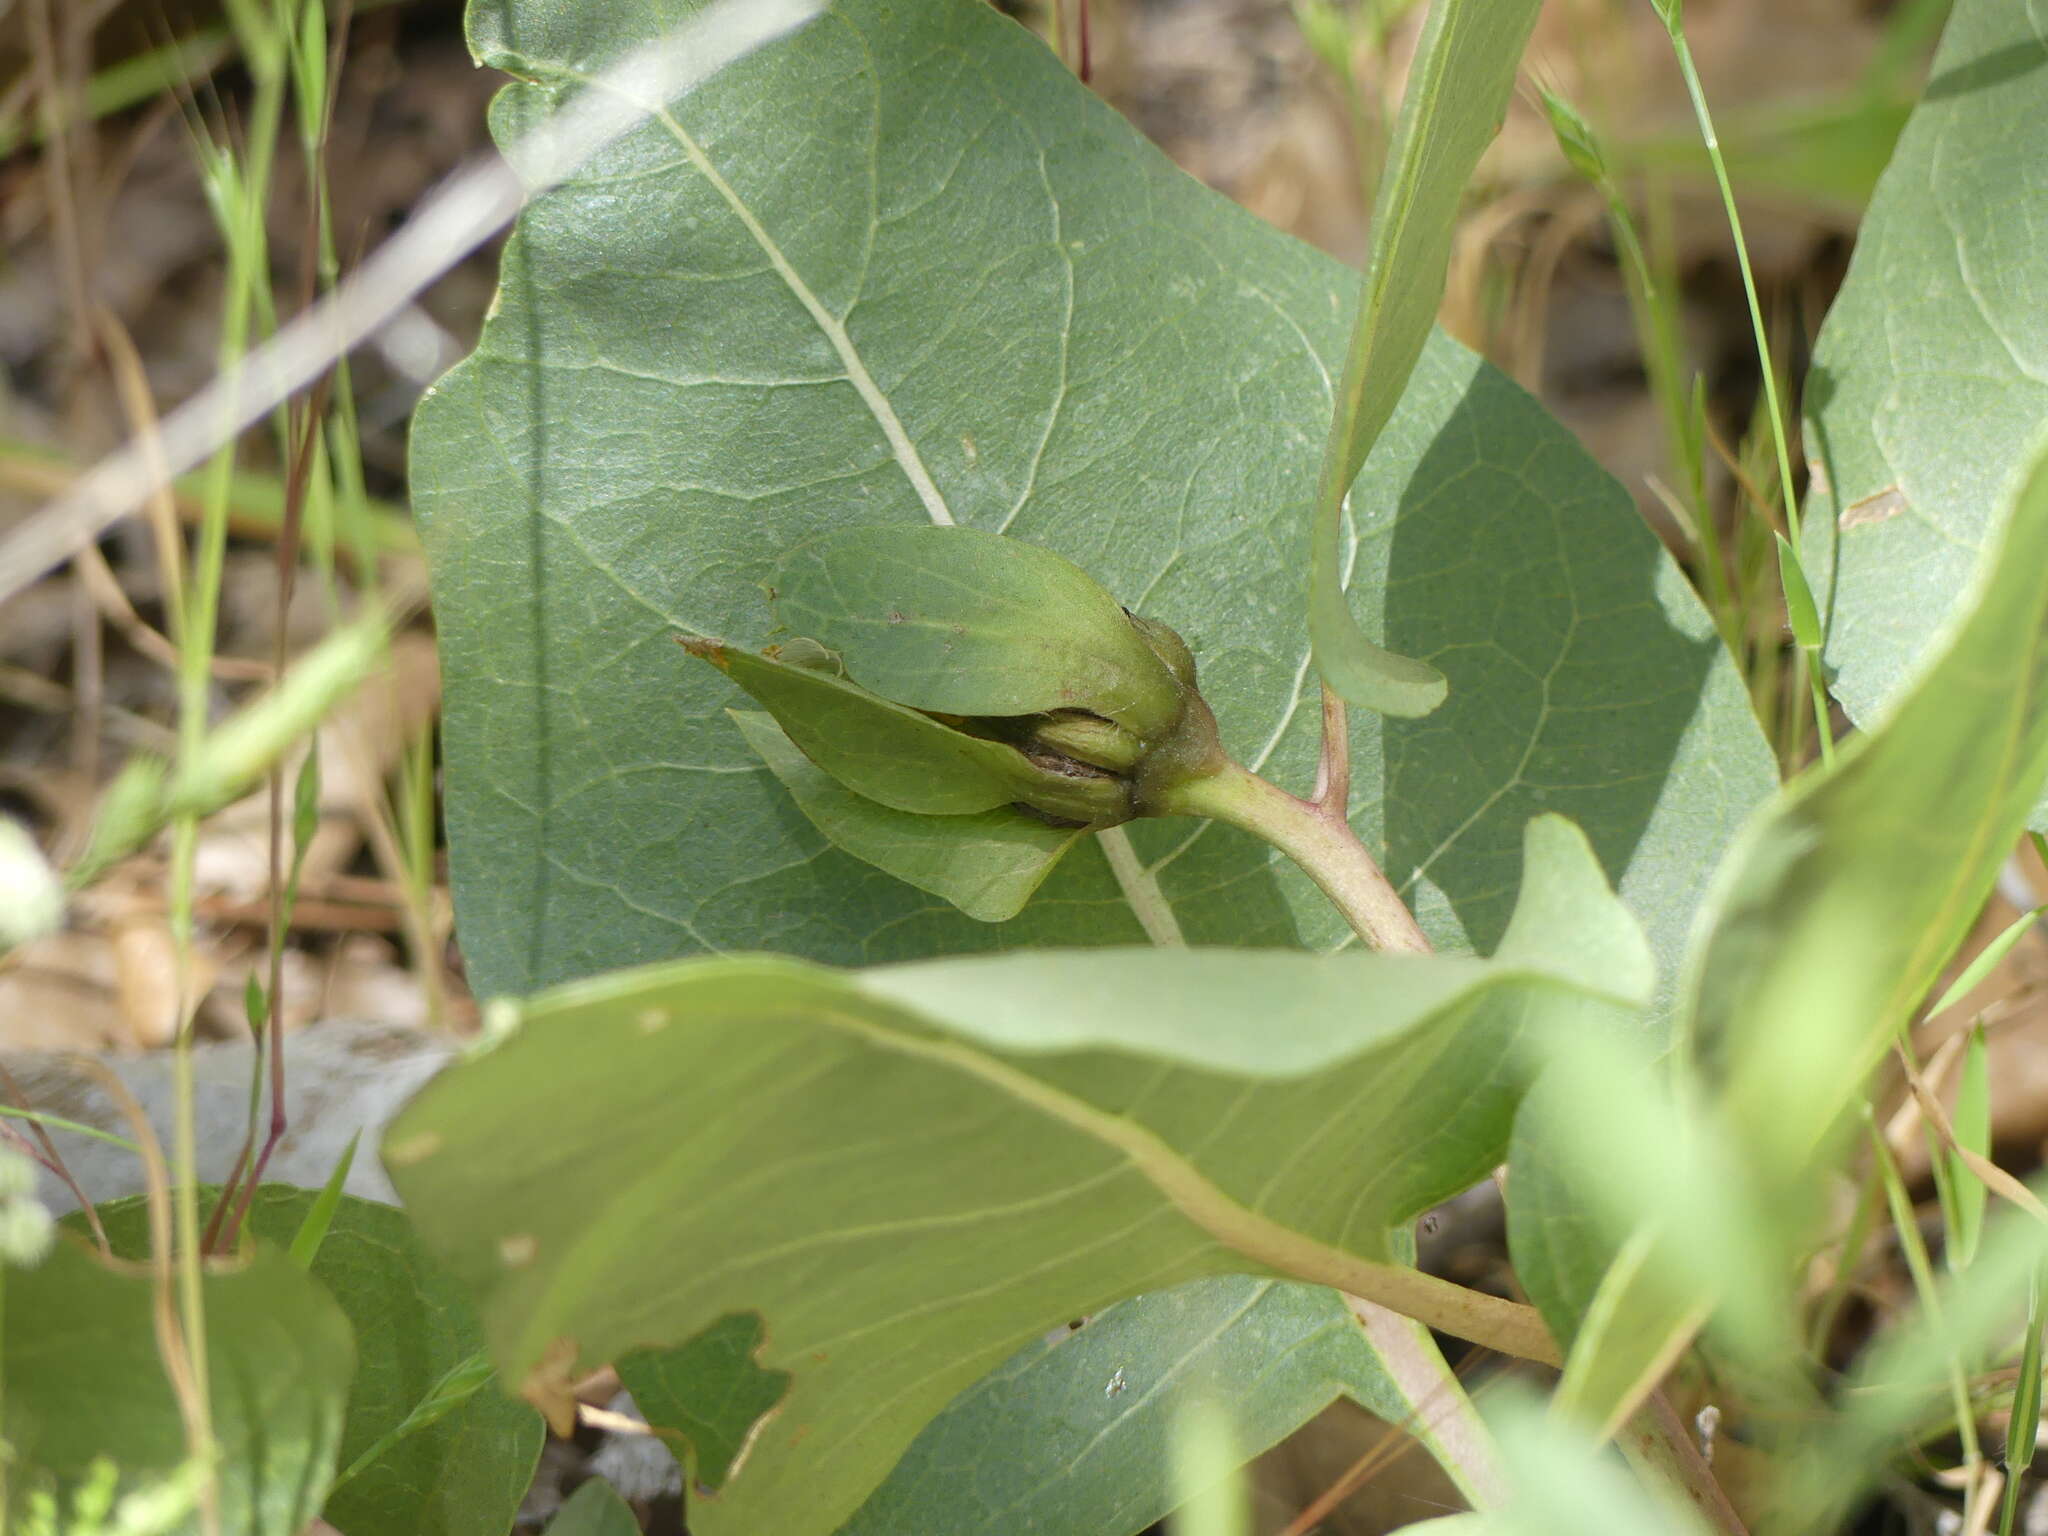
1155, 760, 1429, 954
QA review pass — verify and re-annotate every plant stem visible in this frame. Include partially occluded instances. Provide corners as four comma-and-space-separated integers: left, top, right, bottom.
1346, 1297, 1509, 1504
1624, 1391, 1751, 1536
1156, 759, 1430, 953
1661, 18, 1834, 768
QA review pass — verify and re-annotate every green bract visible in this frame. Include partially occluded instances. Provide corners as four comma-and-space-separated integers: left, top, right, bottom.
684, 637, 1126, 822
683, 528, 1237, 917
731, 712, 1085, 923
776, 526, 1188, 738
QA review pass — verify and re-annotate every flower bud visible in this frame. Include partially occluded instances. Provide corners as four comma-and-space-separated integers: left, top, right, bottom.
1024, 710, 1146, 774
1127, 612, 1197, 689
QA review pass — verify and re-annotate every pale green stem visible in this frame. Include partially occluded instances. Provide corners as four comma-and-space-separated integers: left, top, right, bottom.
1662, 21, 1834, 766
1868, 1113, 1985, 1500
165, 15, 290, 1519
1156, 761, 1430, 954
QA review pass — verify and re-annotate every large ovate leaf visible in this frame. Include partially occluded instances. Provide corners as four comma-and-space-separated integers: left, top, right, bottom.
776, 525, 1182, 734
839, 1278, 1428, 1536
88, 1189, 544, 1536
414, 0, 1774, 1017
1306, 0, 1540, 717
387, 816, 1637, 1536
1802, 0, 2048, 829
4, 1234, 354, 1534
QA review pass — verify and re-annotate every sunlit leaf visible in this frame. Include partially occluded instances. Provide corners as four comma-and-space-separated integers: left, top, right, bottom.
1305, 0, 1541, 717
389, 816, 1641, 1536
1802, 0, 2048, 830
414, 0, 1774, 1010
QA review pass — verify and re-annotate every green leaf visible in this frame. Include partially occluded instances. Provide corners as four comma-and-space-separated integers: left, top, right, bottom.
89, 1190, 544, 1536
1306, 0, 1541, 717
1784, 1192, 2048, 1531
776, 526, 1183, 736
732, 711, 1080, 922
288, 1128, 360, 1267
1928, 903, 2045, 1017
4, 1235, 354, 1535
1521, 436, 2048, 1398
1467, 1387, 1715, 1536
387, 819, 1641, 1536
1510, 1026, 1801, 1439
617, 1314, 792, 1493
1946, 1024, 1989, 1271
684, 639, 1037, 815
544, 1478, 641, 1536
415, 0, 1775, 1015
840, 1278, 1446, 1536
1802, 0, 2048, 829
1691, 436, 2048, 1179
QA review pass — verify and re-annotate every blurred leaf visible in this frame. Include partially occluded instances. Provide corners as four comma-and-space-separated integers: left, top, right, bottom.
1802, 0, 2048, 831
388, 818, 1641, 1536
1621, 93, 1915, 215
292, 742, 323, 860
839, 1279, 1452, 1536
776, 526, 1182, 736
91, 1190, 542, 1536
1306, 0, 1539, 717
544, 1478, 640, 1536
732, 711, 1081, 922
1946, 1025, 1990, 1271
1167, 1396, 1246, 1536
4, 1235, 353, 1535
617, 1314, 792, 1493
1785, 1192, 2048, 1530
1512, 1025, 1801, 1438
416, 0, 1774, 1016
1692, 437, 2048, 1179
1472, 1387, 1714, 1536
0, 816, 63, 950
71, 617, 388, 885
1521, 436, 2048, 1414
1549, 1230, 1706, 1440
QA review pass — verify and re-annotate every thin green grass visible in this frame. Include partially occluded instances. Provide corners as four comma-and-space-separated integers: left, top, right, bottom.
1868, 1107, 1987, 1524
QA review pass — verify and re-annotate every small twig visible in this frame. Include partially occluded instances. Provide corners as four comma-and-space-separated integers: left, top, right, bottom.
1624, 1390, 1750, 1536
1894, 1042, 2048, 1227
215, 340, 335, 1253
1346, 1298, 1506, 1504
1884, 1028, 1971, 1155
0, 0, 825, 605
1279, 1340, 1482, 1534
0, 1061, 108, 1253
578, 1402, 655, 1437
93, 307, 189, 642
